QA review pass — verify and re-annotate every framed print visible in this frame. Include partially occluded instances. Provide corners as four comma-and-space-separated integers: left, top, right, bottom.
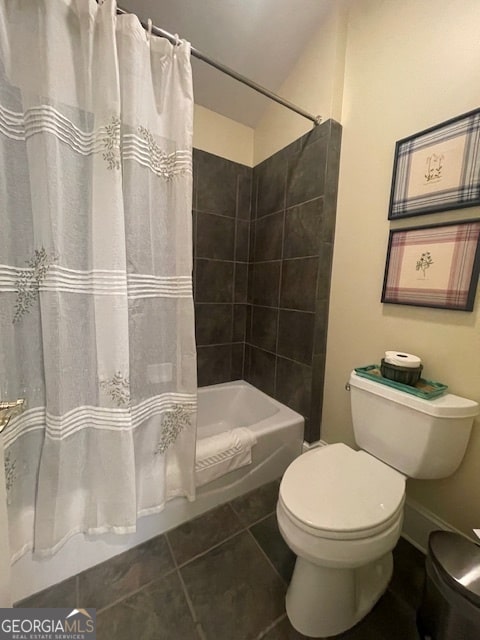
381, 219, 480, 311
388, 108, 480, 219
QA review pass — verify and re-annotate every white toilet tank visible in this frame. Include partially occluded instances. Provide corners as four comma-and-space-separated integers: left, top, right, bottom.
349, 371, 479, 479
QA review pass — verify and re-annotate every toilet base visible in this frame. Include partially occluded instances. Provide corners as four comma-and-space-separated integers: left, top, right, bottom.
285, 551, 393, 637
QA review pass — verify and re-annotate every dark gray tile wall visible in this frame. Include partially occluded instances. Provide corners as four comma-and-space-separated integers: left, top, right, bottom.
193, 120, 342, 441
245, 120, 342, 442
193, 149, 252, 386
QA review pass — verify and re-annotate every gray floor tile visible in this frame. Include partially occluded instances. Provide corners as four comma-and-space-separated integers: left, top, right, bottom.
390, 536, 426, 610
15, 576, 77, 608
96, 571, 200, 640
180, 531, 286, 640
230, 479, 280, 526
78, 534, 174, 611
262, 615, 313, 639
168, 503, 243, 565
337, 589, 420, 640
250, 514, 296, 583
14, 484, 425, 640
262, 589, 420, 640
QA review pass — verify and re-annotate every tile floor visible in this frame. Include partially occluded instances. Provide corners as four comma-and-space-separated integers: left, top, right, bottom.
16, 479, 426, 640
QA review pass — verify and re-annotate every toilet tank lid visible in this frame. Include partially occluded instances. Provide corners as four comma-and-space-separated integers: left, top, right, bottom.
349, 371, 479, 419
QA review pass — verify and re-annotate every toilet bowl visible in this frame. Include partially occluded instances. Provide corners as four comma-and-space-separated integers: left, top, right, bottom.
277, 442, 405, 637
277, 371, 479, 638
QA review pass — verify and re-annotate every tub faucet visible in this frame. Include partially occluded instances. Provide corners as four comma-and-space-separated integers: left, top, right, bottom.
0, 399, 25, 434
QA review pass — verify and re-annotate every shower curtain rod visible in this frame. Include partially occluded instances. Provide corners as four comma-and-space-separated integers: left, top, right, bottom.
116, 6, 321, 126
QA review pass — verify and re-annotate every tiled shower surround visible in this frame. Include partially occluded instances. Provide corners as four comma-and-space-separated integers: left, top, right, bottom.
193, 148, 252, 385
194, 120, 342, 442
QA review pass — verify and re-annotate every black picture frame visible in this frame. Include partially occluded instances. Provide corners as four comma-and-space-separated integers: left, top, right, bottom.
381, 219, 480, 311
388, 108, 480, 220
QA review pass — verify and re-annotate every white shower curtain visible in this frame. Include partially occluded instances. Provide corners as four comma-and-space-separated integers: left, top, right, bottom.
0, 0, 197, 560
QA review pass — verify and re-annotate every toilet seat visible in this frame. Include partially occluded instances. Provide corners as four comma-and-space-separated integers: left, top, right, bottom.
279, 443, 406, 541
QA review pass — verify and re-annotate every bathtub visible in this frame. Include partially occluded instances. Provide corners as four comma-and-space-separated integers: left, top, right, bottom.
10, 380, 304, 602
195, 380, 304, 493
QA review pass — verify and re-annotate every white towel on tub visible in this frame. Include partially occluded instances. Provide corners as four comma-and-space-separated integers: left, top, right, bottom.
195, 427, 257, 487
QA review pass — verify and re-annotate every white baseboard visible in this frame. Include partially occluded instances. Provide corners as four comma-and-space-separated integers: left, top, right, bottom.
302, 439, 328, 452
402, 498, 468, 553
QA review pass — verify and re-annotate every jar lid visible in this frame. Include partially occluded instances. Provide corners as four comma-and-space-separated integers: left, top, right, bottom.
384, 351, 422, 369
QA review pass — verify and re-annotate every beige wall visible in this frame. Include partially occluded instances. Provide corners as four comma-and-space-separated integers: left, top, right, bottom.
193, 0, 348, 167
193, 0, 480, 536
322, 0, 480, 538
253, 0, 348, 165
193, 104, 254, 166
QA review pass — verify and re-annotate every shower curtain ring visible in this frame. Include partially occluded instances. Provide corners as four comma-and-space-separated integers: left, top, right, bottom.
147, 18, 153, 41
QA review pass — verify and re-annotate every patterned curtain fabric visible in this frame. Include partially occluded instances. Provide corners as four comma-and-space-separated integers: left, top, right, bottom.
0, 0, 197, 560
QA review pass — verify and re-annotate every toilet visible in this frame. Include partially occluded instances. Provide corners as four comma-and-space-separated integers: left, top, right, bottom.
277, 370, 479, 638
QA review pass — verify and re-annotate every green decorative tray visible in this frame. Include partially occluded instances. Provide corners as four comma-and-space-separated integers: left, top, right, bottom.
354, 365, 448, 399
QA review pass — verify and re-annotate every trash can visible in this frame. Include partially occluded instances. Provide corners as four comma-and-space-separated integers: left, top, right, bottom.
417, 531, 480, 640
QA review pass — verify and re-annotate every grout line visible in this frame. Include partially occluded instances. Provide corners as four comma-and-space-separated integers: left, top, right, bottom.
246, 527, 289, 587
251, 217, 257, 265
175, 527, 245, 570
244, 342, 312, 368
194, 208, 237, 220
91, 491, 281, 620
195, 257, 236, 263
197, 341, 244, 349
255, 613, 288, 640
177, 569, 201, 626
244, 510, 277, 529
171, 500, 280, 573
284, 194, 325, 212
100, 535, 180, 614
94, 566, 178, 615
195, 622, 208, 640
248, 257, 283, 265
385, 580, 421, 616
251, 304, 315, 315
235, 173, 241, 221
281, 255, 320, 262
164, 532, 179, 570
273, 202, 286, 398
166, 534, 205, 636
252, 251, 322, 263
247, 303, 316, 314
255, 207, 285, 220
254, 209, 285, 223
192, 159, 198, 211
252, 171, 258, 221
231, 196, 238, 363
195, 301, 237, 305
197, 301, 315, 314
166, 534, 209, 639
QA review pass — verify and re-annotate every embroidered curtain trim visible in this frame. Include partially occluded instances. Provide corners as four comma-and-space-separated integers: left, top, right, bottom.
0, 102, 192, 177
3, 394, 197, 447
0, 265, 193, 298
0, 1, 196, 562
